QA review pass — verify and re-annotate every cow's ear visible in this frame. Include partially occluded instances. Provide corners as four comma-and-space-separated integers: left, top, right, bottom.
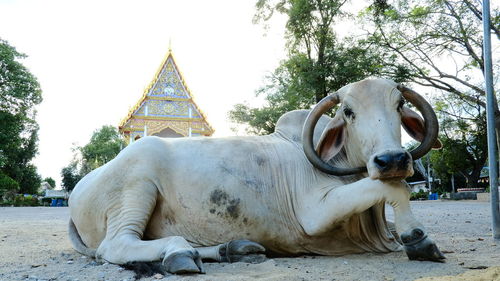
401, 106, 442, 149
315, 115, 346, 162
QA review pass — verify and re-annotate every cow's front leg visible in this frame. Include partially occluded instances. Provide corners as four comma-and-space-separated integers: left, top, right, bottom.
298, 178, 444, 262
383, 181, 445, 262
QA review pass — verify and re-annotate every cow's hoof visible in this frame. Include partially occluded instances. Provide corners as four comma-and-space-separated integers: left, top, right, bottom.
401, 228, 445, 262
220, 239, 266, 263
163, 250, 205, 274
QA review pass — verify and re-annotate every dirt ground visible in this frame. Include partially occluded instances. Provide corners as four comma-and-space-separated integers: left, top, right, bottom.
1, 201, 499, 281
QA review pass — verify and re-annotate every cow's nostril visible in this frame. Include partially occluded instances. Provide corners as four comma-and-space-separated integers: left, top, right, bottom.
395, 152, 410, 168
374, 155, 390, 169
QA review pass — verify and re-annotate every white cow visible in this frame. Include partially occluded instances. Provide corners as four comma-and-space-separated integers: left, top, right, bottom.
69, 78, 444, 274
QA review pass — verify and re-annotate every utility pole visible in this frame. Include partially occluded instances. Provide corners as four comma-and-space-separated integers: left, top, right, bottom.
427, 154, 432, 192
482, 0, 500, 240
451, 174, 455, 194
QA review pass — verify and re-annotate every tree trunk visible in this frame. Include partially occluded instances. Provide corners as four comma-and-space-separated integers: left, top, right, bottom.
315, 43, 327, 103
466, 164, 484, 189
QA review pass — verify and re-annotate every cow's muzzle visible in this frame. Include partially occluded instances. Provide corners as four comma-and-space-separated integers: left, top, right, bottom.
369, 151, 413, 180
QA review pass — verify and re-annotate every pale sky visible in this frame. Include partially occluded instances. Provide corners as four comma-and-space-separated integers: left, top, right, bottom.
0, 0, 287, 186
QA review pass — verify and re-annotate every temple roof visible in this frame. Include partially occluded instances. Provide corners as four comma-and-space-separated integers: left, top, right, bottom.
119, 47, 214, 137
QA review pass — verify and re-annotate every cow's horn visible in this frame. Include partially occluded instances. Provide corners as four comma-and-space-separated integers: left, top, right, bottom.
398, 85, 439, 160
301, 93, 367, 176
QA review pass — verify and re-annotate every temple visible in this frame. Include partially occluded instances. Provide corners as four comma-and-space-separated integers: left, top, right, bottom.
119, 48, 214, 144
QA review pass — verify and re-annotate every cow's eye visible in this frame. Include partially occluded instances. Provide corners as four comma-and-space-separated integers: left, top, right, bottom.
343, 106, 354, 119
397, 98, 406, 111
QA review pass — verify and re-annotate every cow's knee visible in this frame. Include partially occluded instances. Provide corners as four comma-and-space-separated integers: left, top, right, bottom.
95, 235, 145, 264
96, 238, 124, 263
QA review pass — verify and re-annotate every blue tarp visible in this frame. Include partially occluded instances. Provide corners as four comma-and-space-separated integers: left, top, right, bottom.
50, 198, 65, 207
428, 193, 438, 200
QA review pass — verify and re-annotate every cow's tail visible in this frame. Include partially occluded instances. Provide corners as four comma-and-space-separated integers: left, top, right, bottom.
68, 218, 96, 258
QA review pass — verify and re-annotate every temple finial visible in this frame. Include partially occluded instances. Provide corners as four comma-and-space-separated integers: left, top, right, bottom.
168, 38, 172, 52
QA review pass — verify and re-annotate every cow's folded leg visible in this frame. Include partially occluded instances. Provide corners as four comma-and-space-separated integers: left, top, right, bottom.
94, 182, 204, 274
196, 240, 266, 263
97, 235, 204, 274
384, 182, 445, 262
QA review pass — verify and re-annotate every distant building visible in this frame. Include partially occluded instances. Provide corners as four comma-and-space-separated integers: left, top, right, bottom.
38, 181, 52, 194
407, 181, 430, 193
119, 47, 214, 144
44, 189, 69, 199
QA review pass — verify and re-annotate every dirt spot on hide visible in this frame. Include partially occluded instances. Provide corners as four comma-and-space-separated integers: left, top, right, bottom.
210, 189, 229, 206
209, 189, 241, 219
226, 198, 241, 219
254, 155, 267, 167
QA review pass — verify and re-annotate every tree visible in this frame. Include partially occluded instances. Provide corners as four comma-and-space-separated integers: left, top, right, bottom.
429, 94, 488, 189
0, 39, 42, 194
361, 0, 498, 189
229, 0, 394, 135
79, 125, 124, 175
43, 177, 56, 189
61, 125, 124, 189
365, 0, 499, 145
61, 163, 81, 192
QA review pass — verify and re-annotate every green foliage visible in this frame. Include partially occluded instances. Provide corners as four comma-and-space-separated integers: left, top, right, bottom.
230, 0, 390, 135
0, 194, 40, 207
61, 125, 124, 190
43, 177, 56, 188
409, 6, 429, 17
229, 103, 283, 135
61, 163, 82, 192
410, 189, 428, 201
79, 125, 124, 175
0, 39, 42, 115
0, 39, 42, 195
16, 164, 42, 194
364, 0, 499, 112
361, 0, 497, 190
0, 172, 19, 200
427, 93, 487, 189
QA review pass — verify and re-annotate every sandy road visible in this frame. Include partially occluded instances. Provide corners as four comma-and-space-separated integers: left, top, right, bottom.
0, 201, 499, 281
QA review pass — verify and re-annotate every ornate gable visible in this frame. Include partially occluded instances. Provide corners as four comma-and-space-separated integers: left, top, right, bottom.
119, 48, 214, 144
